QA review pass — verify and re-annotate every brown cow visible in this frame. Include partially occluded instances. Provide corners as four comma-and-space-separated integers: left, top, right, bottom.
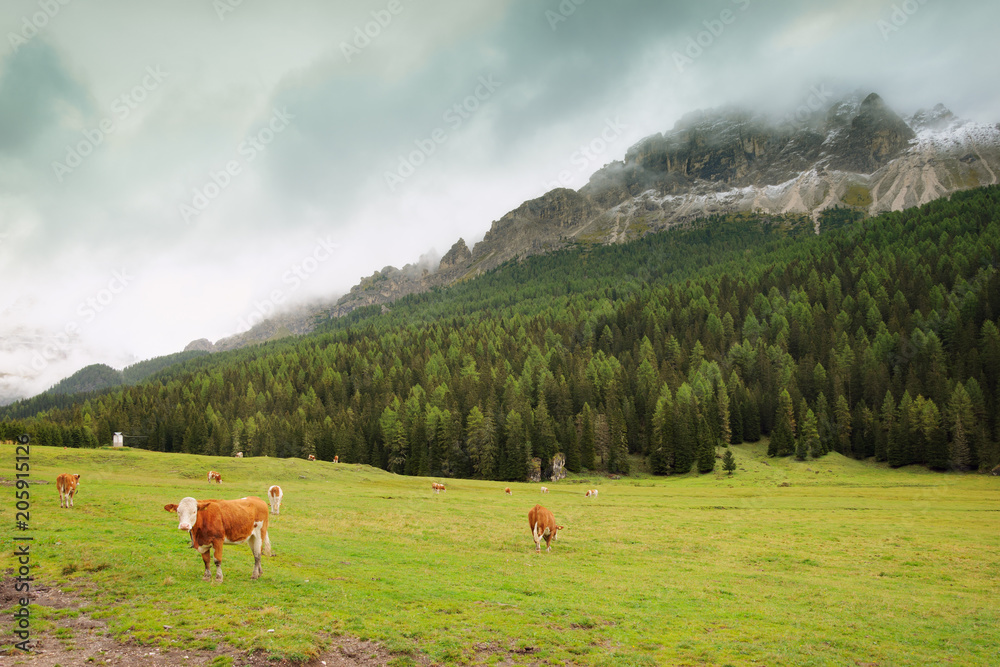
333, 455, 339, 463
207, 470, 221, 484
307, 455, 316, 461
56, 473, 80, 508
528, 504, 564, 553
504, 487, 512, 496
431, 482, 446, 493
267, 485, 283, 515
164, 496, 271, 582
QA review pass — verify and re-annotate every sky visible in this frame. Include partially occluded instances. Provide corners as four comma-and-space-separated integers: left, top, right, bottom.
1, 0, 998, 403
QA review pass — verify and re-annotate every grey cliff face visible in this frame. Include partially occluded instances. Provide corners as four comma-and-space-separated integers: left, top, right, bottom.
187, 92, 1000, 353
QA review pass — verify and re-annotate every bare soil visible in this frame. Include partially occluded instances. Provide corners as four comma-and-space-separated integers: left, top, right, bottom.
0, 575, 428, 666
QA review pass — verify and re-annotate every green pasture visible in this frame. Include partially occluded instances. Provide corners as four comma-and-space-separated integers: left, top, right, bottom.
2, 443, 998, 665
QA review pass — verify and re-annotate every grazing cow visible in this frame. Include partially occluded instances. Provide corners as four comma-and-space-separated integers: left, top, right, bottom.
234, 452, 243, 458
431, 482, 446, 493
528, 504, 564, 553
540, 486, 549, 493
208, 471, 222, 484
591, 489, 599, 498
505, 487, 512, 496
307, 455, 316, 461
164, 496, 270, 582
267, 485, 283, 515
334, 455, 339, 463
56, 473, 80, 509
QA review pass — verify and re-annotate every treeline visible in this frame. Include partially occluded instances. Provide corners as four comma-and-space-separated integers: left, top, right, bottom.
3, 188, 999, 479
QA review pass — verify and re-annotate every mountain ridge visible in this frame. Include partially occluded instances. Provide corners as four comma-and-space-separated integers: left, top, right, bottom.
180, 92, 998, 351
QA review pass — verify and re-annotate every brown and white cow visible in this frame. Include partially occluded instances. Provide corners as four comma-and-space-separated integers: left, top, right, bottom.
528, 504, 564, 553
164, 496, 271, 582
431, 482, 446, 493
504, 487, 512, 496
267, 485, 283, 515
307, 455, 316, 461
233, 452, 244, 458
208, 470, 222, 484
56, 473, 80, 508
333, 455, 339, 463
540, 486, 549, 493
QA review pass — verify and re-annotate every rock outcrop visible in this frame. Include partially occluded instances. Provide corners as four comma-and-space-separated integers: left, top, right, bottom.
191, 92, 1000, 351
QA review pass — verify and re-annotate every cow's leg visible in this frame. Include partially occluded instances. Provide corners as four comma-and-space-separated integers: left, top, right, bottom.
201, 548, 212, 581
69, 491, 74, 508
58, 490, 64, 508
249, 528, 263, 579
532, 523, 542, 553
262, 529, 272, 557
213, 540, 224, 582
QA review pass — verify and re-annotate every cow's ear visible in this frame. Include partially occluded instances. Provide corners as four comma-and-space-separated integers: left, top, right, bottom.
164, 504, 178, 512
196, 501, 213, 510
556, 525, 564, 530
75, 474, 81, 481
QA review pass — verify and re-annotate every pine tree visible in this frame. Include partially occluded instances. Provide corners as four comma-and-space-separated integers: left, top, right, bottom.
743, 392, 762, 442
798, 408, 819, 460
768, 389, 795, 457
650, 384, 674, 475
579, 403, 596, 470
564, 415, 581, 473
722, 448, 736, 475
877, 391, 895, 463
834, 394, 852, 456
696, 413, 716, 473
717, 383, 731, 448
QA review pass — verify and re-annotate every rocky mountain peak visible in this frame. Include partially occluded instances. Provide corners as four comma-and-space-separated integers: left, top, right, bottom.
439, 238, 472, 271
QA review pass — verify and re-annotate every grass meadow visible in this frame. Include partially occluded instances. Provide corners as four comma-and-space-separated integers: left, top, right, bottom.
2, 442, 998, 666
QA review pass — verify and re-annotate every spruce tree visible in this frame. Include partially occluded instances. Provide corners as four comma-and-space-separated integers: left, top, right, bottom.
768, 389, 796, 457
580, 403, 596, 470
696, 413, 716, 473
798, 408, 819, 460
722, 447, 736, 475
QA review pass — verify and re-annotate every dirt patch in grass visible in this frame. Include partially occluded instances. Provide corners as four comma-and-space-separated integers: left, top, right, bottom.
0, 576, 426, 666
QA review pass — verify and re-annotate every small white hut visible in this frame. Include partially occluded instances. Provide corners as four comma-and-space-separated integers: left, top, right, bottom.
113, 432, 124, 448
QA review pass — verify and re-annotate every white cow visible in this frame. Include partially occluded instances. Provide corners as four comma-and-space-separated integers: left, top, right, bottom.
267, 485, 283, 515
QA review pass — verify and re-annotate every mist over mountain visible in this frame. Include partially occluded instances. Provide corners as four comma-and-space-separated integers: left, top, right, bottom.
194, 91, 999, 353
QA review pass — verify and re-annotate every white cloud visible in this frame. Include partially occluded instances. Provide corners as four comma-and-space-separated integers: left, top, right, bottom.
1, 0, 998, 403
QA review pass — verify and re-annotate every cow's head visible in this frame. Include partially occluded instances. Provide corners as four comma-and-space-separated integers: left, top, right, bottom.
164, 497, 208, 532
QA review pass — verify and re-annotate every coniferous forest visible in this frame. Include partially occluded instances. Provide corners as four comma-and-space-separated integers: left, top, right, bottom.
4, 187, 999, 478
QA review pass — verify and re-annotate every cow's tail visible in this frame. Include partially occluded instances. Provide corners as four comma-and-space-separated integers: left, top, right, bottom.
263, 531, 272, 557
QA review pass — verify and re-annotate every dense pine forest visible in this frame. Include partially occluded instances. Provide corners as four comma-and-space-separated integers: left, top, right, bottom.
4, 187, 999, 478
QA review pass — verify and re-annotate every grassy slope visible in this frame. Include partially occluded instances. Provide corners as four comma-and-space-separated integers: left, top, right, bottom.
2, 445, 998, 666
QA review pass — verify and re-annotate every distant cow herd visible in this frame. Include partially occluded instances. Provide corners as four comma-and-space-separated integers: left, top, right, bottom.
54, 453, 600, 583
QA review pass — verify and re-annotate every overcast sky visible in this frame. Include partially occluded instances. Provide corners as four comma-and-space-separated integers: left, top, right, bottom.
1, 0, 998, 403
